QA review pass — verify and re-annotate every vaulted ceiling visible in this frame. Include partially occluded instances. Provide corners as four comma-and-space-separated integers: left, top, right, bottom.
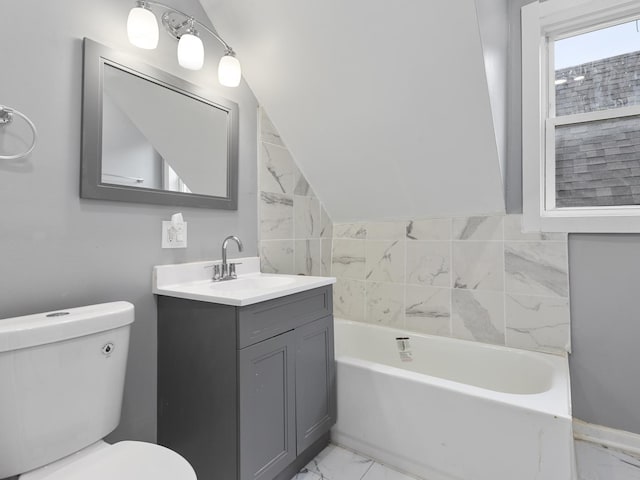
201, 0, 507, 222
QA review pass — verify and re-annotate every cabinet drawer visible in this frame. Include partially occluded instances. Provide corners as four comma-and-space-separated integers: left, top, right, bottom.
238, 286, 332, 349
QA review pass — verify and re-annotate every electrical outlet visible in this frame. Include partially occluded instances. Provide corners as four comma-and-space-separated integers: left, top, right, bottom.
162, 221, 187, 248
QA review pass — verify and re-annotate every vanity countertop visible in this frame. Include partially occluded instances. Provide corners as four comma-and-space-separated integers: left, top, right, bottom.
153, 257, 336, 306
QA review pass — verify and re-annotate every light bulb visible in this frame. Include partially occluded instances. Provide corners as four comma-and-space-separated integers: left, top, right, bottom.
127, 6, 159, 49
177, 32, 205, 70
218, 54, 241, 87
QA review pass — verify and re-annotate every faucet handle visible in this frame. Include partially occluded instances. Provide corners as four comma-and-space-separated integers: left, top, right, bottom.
229, 262, 239, 279
205, 264, 222, 281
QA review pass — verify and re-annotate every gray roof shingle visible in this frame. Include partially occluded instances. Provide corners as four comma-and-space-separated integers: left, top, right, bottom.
554, 51, 640, 207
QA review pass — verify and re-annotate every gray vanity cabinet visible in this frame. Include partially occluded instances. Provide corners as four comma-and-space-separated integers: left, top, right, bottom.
295, 316, 336, 453
157, 285, 335, 480
239, 331, 296, 480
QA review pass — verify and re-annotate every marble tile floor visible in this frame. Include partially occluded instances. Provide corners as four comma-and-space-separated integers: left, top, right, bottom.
575, 440, 640, 480
295, 444, 422, 480
293, 440, 640, 480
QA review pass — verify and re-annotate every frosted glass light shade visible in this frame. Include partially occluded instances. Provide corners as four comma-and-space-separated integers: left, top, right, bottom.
127, 7, 159, 49
218, 54, 241, 87
177, 33, 204, 70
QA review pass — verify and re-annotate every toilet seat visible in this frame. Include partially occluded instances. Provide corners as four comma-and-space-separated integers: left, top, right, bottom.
19, 441, 196, 480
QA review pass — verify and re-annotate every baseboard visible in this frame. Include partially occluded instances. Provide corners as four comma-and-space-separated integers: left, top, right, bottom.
573, 419, 640, 456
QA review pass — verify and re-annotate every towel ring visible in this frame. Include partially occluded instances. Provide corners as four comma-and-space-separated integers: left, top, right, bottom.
0, 105, 38, 160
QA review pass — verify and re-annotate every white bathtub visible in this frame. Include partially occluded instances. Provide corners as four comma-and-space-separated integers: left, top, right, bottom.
331, 319, 575, 480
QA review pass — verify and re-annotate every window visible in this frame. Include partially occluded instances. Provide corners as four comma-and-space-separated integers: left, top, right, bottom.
522, 0, 640, 232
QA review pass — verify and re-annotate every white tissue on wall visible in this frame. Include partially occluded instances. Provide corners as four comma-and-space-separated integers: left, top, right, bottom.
162, 212, 187, 248
171, 213, 185, 242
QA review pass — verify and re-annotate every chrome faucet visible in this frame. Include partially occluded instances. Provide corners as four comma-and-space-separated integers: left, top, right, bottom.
219, 235, 243, 280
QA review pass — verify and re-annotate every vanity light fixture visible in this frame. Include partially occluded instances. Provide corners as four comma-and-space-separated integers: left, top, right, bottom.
127, 2, 159, 49
127, 0, 241, 87
177, 19, 204, 70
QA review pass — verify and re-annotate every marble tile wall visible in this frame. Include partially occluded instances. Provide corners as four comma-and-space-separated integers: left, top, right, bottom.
258, 109, 333, 276
332, 215, 571, 354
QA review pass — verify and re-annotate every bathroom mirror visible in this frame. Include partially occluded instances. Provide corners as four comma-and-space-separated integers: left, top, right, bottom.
81, 38, 238, 209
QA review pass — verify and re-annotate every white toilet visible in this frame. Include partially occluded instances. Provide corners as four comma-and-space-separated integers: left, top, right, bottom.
0, 301, 196, 479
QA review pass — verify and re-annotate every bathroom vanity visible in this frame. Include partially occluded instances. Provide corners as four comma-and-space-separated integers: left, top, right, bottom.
153, 258, 336, 480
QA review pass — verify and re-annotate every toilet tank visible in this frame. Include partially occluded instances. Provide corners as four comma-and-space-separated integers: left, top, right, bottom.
0, 302, 134, 479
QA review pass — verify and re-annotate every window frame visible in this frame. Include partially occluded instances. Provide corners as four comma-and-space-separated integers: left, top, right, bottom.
522, 0, 640, 232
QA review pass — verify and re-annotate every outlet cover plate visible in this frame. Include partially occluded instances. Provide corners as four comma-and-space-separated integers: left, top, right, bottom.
162, 221, 187, 248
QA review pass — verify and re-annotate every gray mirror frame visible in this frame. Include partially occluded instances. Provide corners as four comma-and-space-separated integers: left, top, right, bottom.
81, 38, 239, 209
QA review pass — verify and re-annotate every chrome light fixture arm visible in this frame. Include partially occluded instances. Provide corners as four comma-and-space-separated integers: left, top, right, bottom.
129, 0, 242, 85
139, 0, 235, 56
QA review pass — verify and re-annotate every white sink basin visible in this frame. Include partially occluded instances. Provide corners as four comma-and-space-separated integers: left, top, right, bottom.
209, 275, 296, 293
152, 257, 336, 306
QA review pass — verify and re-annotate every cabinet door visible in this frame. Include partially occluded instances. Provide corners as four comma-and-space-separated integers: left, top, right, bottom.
295, 315, 336, 453
239, 330, 296, 480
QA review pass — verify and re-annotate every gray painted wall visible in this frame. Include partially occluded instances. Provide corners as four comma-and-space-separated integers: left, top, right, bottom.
506, 0, 640, 435
0, 0, 258, 446
207, 0, 507, 223
569, 234, 640, 434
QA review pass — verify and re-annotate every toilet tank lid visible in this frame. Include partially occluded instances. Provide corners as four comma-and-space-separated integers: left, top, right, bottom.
0, 301, 134, 353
